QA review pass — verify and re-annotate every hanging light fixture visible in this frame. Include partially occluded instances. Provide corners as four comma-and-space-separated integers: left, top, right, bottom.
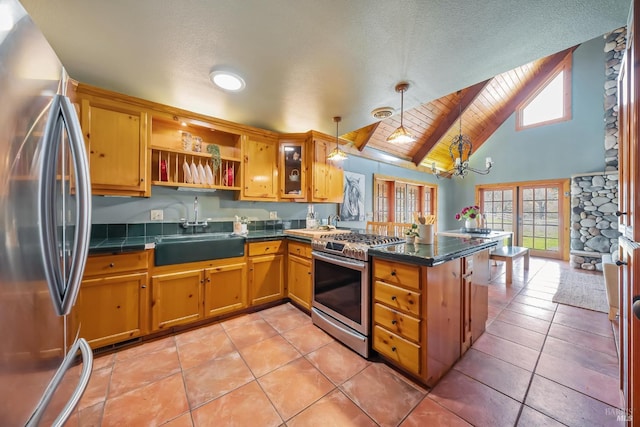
327, 116, 348, 161
432, 96, 493, 179
386, 82, 416, 144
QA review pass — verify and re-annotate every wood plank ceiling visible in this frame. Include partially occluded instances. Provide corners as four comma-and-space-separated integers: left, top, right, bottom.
341, 46, 578, 176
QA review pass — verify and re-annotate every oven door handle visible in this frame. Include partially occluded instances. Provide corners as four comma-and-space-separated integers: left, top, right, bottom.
312, 251, 367, 271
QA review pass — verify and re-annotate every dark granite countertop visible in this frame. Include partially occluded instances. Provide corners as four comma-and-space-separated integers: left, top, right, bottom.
369, 236, 497, 267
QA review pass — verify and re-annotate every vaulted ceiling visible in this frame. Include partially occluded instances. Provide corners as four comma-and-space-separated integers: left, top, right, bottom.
341, 47, 578, 174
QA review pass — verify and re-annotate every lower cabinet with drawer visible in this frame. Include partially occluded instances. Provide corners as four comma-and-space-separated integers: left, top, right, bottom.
287, 241, 313, 310
372, 257, 462, 387
72, 251, 150, 348
247, 240, 285, 306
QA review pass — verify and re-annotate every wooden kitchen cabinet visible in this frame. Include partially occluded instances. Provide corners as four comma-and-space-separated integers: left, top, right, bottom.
150, 255, 249, 331
72, 251, 149, 348
372, 257, 462, 386
461, 249, 490, 354
149, 114, 242, 191
278, 135, 307, 200
74, 85, 149, 197
308, 132, 344, 203
241, 135, 279, 200
150, 269, 203, 331
373, 259, 423, 378
247, 241, 285, 305
287, 241, 313, 310
204, 262, 248, 317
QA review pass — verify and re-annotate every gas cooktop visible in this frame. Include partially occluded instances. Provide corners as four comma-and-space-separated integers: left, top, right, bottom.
311, 232, 405, 261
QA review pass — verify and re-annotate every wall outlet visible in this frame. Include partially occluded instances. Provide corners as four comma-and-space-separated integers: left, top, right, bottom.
269, 211, 278, 219
150, 209, 164, 221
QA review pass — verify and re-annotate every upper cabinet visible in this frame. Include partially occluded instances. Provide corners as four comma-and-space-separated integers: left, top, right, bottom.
74, 85, 149, 197
278, 134, 307, 200
149, 113, 242, 191
241, 135, 279, 200
308, 132, 344, 203
70, 83, 344, 202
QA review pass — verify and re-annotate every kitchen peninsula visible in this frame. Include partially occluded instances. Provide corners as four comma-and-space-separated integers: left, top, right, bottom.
368, 236, 496, 386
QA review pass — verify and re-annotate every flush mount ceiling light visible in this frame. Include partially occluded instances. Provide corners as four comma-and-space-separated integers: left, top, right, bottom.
432, 96, 493, 179
371, 106, 395, 120
327, 116, 348, 161
386, 82, 416, 144
209, 70, 245, 91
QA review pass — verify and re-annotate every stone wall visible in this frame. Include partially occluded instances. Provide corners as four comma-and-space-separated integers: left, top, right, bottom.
568, 28, 627, 271
570, 172, 620, 270
604, 27, 626, 172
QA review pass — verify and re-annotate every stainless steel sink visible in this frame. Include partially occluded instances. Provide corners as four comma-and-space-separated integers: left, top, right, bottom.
154, 233, 245, 266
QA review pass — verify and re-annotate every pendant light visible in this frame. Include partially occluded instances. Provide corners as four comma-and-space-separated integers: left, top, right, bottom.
386, 82, 416, 144
327, 116, 348, 161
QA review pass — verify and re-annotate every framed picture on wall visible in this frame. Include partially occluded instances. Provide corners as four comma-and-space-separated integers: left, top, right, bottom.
340, 171, 365, 221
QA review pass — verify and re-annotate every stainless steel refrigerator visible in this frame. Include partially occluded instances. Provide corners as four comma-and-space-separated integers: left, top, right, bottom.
0, 0, 93, 425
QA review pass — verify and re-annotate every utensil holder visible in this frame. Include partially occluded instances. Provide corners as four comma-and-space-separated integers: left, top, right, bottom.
417, 224, 434, 244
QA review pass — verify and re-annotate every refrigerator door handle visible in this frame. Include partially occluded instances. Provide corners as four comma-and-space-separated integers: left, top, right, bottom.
26, 338, 94, 427
38, 94, 92, 316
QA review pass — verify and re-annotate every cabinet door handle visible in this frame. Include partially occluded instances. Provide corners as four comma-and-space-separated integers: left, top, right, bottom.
391, 320, 397, 325
109, 263, 114, 268
141, 285, 146, 288
391, 295, 397, 301
391, 346, 397, 352
616, 260, 627, 266
390, 270, 396, 276
615, 211, 627, 216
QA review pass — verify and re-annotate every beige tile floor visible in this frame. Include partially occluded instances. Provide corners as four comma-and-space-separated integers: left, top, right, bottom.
64, 258, 624, 426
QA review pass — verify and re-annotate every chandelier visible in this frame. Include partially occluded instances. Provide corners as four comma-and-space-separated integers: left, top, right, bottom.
432, 99, 493, 179
327, 116, 347, 161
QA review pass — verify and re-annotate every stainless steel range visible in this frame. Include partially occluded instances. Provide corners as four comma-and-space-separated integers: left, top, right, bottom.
311, 232, 404, 357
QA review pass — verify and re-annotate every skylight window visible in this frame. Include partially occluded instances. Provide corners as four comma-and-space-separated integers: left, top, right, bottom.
516, 56, 572, 130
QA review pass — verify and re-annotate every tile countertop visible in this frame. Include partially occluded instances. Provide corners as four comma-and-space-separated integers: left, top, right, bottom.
369, 236, 497, 267
88, 230, 296, 254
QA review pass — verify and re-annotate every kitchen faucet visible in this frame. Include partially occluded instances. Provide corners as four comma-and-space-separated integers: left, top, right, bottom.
181, 196, 209, 229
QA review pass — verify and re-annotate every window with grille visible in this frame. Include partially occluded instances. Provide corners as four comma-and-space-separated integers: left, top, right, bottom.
373, 174, 437, 224
477, 179, 568, 259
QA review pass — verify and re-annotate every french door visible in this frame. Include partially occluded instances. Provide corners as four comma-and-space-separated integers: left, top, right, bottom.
477, 179, 570, 259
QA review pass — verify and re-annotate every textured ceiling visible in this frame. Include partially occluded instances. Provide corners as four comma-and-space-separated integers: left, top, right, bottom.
19, 0, 630, 138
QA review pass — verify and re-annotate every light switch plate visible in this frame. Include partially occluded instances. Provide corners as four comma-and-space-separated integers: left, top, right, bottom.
269, 211, 278, 219
150, 209, 164, 221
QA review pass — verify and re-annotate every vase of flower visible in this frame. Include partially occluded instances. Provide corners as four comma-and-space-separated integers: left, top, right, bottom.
456, 205, 480, 229
464, 218, 478, 229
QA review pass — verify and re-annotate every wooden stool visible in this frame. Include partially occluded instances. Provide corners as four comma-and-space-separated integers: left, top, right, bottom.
489, 246, 530, 284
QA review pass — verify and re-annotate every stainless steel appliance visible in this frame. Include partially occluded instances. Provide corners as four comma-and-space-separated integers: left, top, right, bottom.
0, 0, 93, 425
311, 233, 404, 357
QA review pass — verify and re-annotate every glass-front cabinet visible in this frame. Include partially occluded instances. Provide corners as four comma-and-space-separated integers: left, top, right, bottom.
278, 135, 307, 200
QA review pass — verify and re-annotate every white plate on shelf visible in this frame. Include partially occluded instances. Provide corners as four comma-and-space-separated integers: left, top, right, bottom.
198, 163, 206, 185
190, 161, 200, 184
183, 160, 192, 183
204, 164, 214, 185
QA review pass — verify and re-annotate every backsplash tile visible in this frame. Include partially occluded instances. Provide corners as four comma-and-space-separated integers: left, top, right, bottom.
91, 218, 305, 240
